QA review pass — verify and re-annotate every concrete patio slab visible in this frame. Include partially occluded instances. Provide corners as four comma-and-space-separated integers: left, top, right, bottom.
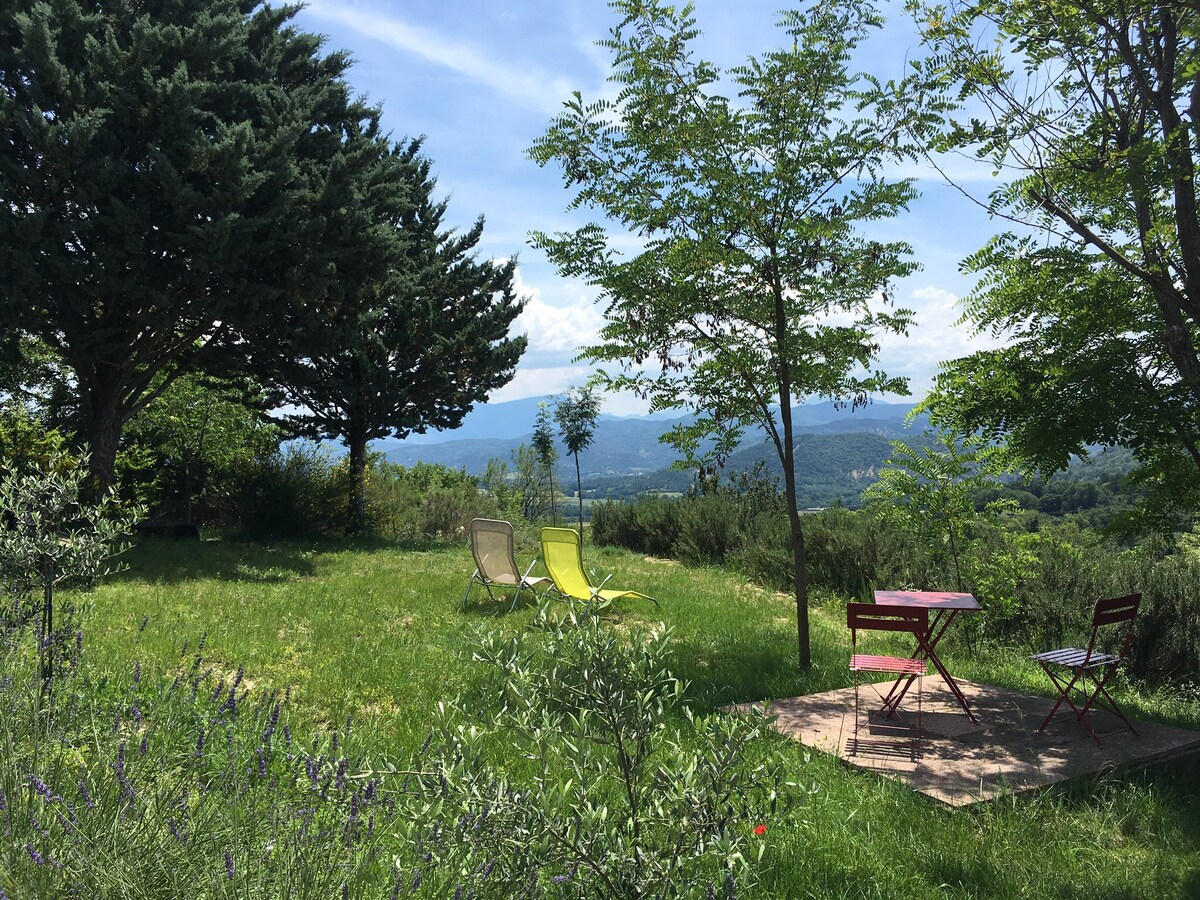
742, 677, 1200, 806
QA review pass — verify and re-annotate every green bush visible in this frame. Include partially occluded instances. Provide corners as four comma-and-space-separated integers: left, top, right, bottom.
410, 608, 788, 898
231, 443, 344, 539
366, 461, 495, 541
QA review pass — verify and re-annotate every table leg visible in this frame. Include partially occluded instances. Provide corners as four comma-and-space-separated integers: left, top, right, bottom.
880, 609, 977, 723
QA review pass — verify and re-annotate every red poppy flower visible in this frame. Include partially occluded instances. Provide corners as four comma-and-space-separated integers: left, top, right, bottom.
753, 824, 767, 836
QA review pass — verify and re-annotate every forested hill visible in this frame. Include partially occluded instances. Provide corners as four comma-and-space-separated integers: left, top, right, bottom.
379, 397, 928, 506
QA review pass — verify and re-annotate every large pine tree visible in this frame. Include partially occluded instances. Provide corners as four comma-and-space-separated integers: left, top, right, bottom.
0, 0, 387, 492
263, 139, 526, 531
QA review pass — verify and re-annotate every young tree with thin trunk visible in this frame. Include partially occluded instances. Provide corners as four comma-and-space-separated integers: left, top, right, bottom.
530, 0, 941, 667
532, 401, 560, 525
554, 387, 601, 543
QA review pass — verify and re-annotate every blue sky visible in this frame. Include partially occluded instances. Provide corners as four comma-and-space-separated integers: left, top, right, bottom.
293, 0, 1008, 415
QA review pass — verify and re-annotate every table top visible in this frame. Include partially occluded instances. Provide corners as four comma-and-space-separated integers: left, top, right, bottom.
873, 590, 981, 611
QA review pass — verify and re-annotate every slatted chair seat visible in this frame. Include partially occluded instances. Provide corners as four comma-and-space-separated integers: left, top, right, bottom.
851, 654, 927, 677
1031, 648, 1121, 669
1032, 593, 1141, 747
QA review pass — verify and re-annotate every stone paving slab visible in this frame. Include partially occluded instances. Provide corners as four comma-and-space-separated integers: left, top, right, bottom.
742, 677, 1200, 806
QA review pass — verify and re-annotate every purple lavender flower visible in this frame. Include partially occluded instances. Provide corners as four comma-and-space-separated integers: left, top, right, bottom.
168, 817, 186, 844
139, 615, 149, 632
195, 729, 206, 759
225, 850, 234, 879
139, 734, 149, 757
283, 724, 292, 744
26, 843, 44, 865
411, 870, 422, 891
132, 660, 141, 684
28, 775, 59, 804
78, 781, 94, 810
335, 758, 347, 791
726, 871, 736, 900
257, 747, 268, 779
131, 700, 143, 726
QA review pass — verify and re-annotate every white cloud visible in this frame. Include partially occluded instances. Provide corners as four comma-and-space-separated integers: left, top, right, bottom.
507, 266, 606, 365
304, 1, 577, 114
877, 285, 1009, 393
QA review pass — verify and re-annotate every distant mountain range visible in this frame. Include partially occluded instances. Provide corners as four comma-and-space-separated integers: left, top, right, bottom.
375, 396, 929, 505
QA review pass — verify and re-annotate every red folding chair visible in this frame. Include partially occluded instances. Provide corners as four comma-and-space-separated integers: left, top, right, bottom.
848, 603, 929, 749
1031, 593, 1141, 747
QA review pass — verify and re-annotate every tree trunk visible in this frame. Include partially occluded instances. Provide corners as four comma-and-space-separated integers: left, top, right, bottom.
347, 422, 368, 535
82, 379, 125, 500
574, 452, 584, 544
547, 467, 557, 526
183, 462, 194, 525
771, 270, 810, 668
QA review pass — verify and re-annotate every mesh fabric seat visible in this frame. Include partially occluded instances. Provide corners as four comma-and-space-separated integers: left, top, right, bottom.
539, 527, 659, 611
462, 519, 554, 611
1031, 593, 1141, 747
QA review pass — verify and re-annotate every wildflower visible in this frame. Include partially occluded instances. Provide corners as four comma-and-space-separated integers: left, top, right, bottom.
28, 775, 59, 804
132, 660, 142, 684
139, 734, 149, 757
336, 758, 348, 791
753, 824, 767, 836
225, 850, 234, 879
26, 843, 44, 865
411, 870, 422, 891
131, 699, 142, 726
257, 747, 268, 779
195, 729, 206, 759
283, 724, 292, 744
139, 615, 149, 632
78, 780, 95, 810
726, 870, 736, 900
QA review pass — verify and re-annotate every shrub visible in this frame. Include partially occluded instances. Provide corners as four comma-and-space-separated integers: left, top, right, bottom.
410, 608, 789, 898
367, 461, 494, 541
0, 622, 412, 897
231, 443, 344, 539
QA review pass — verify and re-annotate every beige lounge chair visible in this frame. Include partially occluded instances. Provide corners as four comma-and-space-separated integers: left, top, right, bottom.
462, 518, 554, 611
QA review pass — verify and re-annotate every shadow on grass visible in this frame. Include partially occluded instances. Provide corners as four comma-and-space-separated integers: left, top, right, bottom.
111, 533, 465, 586
672, 632, 848, 713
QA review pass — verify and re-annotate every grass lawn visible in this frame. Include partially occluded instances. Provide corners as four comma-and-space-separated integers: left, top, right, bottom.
66, 534, 1200, 898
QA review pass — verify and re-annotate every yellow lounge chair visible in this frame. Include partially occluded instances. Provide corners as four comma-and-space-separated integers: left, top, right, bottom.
539, 526, 659, 611
463, 519, 554, 611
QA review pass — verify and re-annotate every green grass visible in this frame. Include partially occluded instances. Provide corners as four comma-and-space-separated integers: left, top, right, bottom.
61, 534, 1200, 898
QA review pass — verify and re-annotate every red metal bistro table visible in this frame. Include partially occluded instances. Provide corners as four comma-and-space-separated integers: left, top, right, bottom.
873, 590, 982, 723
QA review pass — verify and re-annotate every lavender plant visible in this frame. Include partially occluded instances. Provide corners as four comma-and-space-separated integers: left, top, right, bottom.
408, 609, 790, 898
0, 628, 420, 898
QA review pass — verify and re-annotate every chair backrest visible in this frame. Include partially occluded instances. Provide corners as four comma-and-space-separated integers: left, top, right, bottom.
539, 527, 592, 601
470, 518, 519, 583
1086, 593, 1141, 661
847, 603, 929, 648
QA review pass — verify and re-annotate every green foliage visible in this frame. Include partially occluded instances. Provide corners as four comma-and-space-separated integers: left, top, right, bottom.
530, 0, 949, 667
266, 138, 526, 533
0, 441, 139, 692
412, 609, 788, 898
231, 444, 346, 540
125, 375, 280, 524
912, 1, 1200, 517
555, 386, 602, 540
0, 0, 401, 492
533, 401, 560, 525
367, 461, 493, 541
862, 431, 1013, 590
